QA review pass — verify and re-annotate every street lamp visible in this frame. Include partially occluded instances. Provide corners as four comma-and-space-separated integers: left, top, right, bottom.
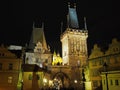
103, 62, 109, 90
78, 60, 86, 90
82, 67, 86, 90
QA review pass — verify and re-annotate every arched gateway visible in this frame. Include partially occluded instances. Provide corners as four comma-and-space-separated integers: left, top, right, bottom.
52, 71, 70, 89
22, 2, 88, 90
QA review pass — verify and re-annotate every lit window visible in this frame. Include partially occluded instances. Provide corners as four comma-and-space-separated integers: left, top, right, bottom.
8, 76, 12, 83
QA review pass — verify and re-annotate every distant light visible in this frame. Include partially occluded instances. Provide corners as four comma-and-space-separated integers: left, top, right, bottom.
43, 78, 47, 83
8, 45, 22, 50
74, 80, 77, 83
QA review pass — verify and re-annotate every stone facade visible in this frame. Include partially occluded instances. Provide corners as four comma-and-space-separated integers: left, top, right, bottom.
0, 44, 22, 90
22, 3, 89, 90
88, 38, 120, 90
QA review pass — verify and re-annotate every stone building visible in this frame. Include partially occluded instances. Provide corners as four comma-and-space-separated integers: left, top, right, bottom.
88, 38, 120, 90
0, 44, 22, 90
22, 23, 52, 90
1, 2, 120, 90
22, 3, 89, 90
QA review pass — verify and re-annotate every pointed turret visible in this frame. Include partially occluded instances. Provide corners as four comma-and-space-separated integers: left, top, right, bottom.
67, 2, 79, 29
60, 2, 88, 66
60, 22, 63, 34
29, 22, 47, 51
84, 17, 87, 30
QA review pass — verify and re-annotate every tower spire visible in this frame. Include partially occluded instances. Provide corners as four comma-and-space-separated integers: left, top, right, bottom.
84, 17, 87, 30
33, 22, 35, 29
42, 22, 44, 29
67, 2, 70, 28
67, 2, 79, 29
29, 22, 47, 50
68, 2, 70, 8
61, 22, 63, 34
74, 3, 76, 9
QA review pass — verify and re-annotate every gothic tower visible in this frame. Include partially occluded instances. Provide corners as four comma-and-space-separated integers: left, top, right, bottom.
60, 3, 88, 67
29, 23, 48, 51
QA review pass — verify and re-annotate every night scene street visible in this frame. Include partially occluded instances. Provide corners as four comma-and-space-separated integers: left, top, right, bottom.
0, 0, 120, 90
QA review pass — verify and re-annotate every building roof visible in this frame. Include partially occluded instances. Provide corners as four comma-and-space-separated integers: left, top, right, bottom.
67, 3, 79, 29
29, 23, 47, 50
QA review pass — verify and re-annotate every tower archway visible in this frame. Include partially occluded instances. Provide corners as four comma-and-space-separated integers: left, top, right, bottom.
52, 72, 71, 89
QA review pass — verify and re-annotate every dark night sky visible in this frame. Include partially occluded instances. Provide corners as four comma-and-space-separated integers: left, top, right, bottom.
1, 0, 120, 55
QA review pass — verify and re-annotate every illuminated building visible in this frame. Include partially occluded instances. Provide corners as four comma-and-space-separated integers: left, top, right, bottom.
1, 1, 120, 90
52, 51, 63, 65
23, 23, 52, 90
0, 44, 22, 90
88, 38, 120, 90
22, 3, 89, 90
60, 3, 88, 89
101, 70, 120, 90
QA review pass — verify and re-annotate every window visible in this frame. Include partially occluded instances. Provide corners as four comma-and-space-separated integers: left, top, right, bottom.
115, 80, 119, 85
9, 63, 13, 70
28, 74, 32, 80
92, 61, 97, 66
64, 51, 66, 56
2, 53, 4, 56
37, 74, 40, 80
8, 76, 12, 83
114, 56, 118, 63
93, 80, 98, 87
92, 69, 99, 77
36, 58, 39, 63
99, 58, 103, 65
104, 80, 105, 85
0, 63, 2, 70
106, 57, 110, 64
110, 80, 113, 85
45, 59, 48, 63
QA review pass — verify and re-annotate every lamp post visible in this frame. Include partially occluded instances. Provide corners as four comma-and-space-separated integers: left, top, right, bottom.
43, 77, 48, 89
78, 60, 86, 90
82, 67, 86, 90
103, 62, 109, 90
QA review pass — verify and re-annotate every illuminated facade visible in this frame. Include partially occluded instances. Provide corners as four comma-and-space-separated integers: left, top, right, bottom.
0, 44, 22, 90
101, 71, 120, 90
60, 4, 88, 66
1, 2, 120, 90
88, 38, 120, 90
23, 24, 52, 90
52, 51, 63, 65
59, 3, 89, 89
61, 28, 88, 66
22, 3, 89, 90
